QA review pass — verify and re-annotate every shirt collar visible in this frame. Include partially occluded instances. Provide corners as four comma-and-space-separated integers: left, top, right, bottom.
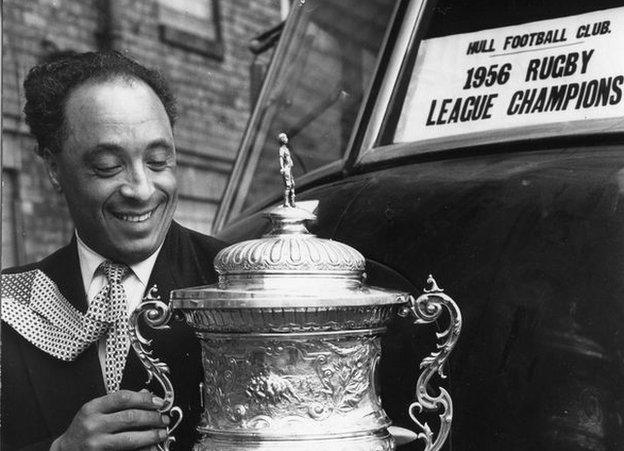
75, 232, 162, 287
130, 248, 161, 286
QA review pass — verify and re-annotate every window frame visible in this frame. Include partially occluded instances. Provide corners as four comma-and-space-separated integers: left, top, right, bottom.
157, 0, 225, 60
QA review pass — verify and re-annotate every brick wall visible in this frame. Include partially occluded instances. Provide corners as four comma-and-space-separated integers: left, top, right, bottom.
2, 0, 281, 266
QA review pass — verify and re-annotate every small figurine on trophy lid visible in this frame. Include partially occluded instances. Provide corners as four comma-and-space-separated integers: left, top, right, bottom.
278, 133, 296, 208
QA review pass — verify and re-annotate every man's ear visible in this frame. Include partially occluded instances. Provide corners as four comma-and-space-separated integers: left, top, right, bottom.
42, 149, 63, 193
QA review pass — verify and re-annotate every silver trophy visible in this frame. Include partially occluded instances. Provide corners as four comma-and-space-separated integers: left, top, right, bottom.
130, 134, 462, 450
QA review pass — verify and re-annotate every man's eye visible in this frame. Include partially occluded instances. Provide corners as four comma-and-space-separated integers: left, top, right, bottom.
147, 160, 168, 170
93, 165, 122, 176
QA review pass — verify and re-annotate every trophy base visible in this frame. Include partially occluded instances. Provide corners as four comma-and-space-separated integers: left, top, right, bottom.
193, 429, 396, 450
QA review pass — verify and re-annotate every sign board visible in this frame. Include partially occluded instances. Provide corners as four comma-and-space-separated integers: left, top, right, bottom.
394, 7, 624, 143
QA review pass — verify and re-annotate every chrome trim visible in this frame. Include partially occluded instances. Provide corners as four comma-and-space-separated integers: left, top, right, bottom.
355, 0, 430, 164
342, 0, 406, 170
359, 118, 624, 165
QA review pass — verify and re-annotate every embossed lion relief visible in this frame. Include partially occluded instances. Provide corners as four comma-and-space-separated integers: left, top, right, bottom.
245, 372, 301, 405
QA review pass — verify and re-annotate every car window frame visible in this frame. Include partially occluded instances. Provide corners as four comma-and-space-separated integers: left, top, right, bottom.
344, 0, 431, 171
213, 0, 406, 232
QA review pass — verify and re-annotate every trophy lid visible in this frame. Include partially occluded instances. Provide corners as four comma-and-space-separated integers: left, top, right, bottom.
171, 133, 403, 309
213, 204, 365, 277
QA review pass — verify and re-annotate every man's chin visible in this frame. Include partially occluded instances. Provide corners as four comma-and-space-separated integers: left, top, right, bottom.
106, 225, 170, 263
109, 238, 162, 264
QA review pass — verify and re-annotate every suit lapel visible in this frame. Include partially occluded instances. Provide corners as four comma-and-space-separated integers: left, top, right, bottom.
40, 237, 88, 313
24, 239, 106, 434
146, 221, 212, 303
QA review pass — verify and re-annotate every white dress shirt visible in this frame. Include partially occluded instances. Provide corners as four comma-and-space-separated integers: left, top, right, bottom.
75, 232, 162, 385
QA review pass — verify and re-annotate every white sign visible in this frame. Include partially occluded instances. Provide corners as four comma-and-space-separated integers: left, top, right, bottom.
394, 7, 624, 143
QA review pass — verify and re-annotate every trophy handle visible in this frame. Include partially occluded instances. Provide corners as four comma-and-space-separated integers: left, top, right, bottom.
128, 285, 183, 451
398, 275, 462, 451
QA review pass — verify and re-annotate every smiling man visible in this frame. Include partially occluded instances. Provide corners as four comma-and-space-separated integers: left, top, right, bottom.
1, 51, 225, 450
48, 75, 178, 265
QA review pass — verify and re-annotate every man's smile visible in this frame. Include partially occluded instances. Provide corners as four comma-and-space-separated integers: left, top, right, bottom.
110, 205, 160, 223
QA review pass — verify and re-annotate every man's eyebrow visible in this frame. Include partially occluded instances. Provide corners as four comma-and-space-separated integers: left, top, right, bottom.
86, 143, 125, 157
146, 139, 175, 151
86, 139, 175, 156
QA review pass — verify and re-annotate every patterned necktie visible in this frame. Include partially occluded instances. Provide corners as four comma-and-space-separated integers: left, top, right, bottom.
92, 261, 131, 393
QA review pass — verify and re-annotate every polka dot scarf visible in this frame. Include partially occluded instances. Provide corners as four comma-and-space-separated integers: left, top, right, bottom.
1, 261, 130, 392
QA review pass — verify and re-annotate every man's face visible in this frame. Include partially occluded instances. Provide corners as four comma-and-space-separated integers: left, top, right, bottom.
46, 78, 178, 264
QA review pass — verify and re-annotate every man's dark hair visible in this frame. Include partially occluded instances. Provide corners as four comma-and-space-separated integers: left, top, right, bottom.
23, 50, 178, 156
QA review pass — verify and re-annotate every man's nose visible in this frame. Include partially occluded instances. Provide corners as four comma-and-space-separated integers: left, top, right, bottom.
120, 164, 155, 201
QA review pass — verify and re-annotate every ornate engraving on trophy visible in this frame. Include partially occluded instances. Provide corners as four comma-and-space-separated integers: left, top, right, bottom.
198, 334, 389, 435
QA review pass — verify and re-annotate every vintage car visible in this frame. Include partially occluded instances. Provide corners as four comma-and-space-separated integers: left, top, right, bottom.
212, 0, 624, 449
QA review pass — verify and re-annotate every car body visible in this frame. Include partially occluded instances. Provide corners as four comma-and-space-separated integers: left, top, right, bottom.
213, 1, 624, 449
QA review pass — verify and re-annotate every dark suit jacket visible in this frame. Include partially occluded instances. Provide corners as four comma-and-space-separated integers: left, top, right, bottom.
1, 222, 226, 450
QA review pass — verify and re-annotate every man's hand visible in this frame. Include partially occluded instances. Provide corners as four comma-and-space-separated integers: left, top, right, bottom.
50, 390, 170, 450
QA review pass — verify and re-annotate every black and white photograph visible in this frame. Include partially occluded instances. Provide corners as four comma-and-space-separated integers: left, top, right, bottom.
2, 1, 624, 450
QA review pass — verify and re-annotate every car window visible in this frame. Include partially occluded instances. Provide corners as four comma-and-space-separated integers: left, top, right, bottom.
225, 0, 397, 219
377, 0, 624, 152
